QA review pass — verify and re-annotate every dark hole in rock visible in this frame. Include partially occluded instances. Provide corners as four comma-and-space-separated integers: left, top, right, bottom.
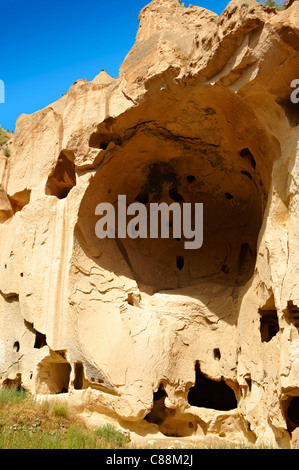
238, 243, 253, 277
169, 189, 185, 203
45, 151, 76, 199
13, 341, 20, 352
285, 301, 299, 329
187, 175, 195, 183
245, 377, 252, 392
36, 352, 71, 394
286, 397, 299, 432
241, 170, 253, 180
135, 192, 149, 204
145, 385, 166, 426
213, 348, 221, 360
225, 192, 233, 200
74, 362, 84, 390
222, 264, 229, 274
24, 321, 47, 349
127, 292, 140, 307
2, 294, 19, 303
188, 361, 237, 411
34, 331, 47, 349
259, 308, 279, 343
240, 148, 256, 169
89, 132, 122, 149
177, 256, 184, 271
277, 98, 299, 128
145, 385, 196, 437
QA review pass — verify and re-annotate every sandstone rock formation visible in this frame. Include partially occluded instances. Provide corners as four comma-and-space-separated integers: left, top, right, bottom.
0, 0, 299, 448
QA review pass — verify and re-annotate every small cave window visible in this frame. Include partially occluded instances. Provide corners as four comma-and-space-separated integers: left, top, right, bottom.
145, 384, 196, 437
225, 192, 233, 200
240, 148, 256, 170
13, 341, 20, 352
188, 361, 237, 411
222, 264, 229, 274
286, 397, 299, 433
259, 309, 279, 342
135, 191, 149, 204
89, 132, 122, 150
245, 377, 252, 392
24, 320, 47, 349
34, 331, 47, 349
241, 170, 253, 180
176, 256, 184, 271
45, 151, 76, 199
169, 189, 185, 203
238, 243, 253, 276
285, 301, 299, 329
145, 385, 167, 426
36, 356, 71, 394
187, 175, 195, 183
3, 294, 19, 304
74, 362, 84, 390
277, 98, 299, 128
127, 292, 141, 307
213, 348, 221, 361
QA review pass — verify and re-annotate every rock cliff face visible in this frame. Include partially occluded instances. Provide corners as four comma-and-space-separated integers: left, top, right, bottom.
0, 0, 299, 448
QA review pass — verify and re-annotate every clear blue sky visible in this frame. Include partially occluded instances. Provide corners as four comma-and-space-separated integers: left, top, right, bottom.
0, 0, 267, 131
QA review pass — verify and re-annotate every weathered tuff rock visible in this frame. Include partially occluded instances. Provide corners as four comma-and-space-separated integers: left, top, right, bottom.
0, 0, 299, 448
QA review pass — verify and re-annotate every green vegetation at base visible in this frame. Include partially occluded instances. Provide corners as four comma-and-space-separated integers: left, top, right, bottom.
0, 386, 129, 449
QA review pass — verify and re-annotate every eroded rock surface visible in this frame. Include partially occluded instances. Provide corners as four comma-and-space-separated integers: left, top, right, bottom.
0, 0, 299, 448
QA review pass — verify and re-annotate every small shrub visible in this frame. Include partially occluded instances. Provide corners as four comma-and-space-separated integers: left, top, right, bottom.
0, 386, 28, 405
3, 147, 10, 157
259, 0, 285, 10
0, 128, 9, 147
95, 424, 129, 448
53, 405, 68, 417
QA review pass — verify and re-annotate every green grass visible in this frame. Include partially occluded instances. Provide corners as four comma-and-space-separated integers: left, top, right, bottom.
0, 386, 130, 449
0, 386, 28, 405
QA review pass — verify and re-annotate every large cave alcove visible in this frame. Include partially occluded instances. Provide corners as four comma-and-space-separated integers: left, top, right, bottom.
188, 361, 238, 411
75, 84, 279, 292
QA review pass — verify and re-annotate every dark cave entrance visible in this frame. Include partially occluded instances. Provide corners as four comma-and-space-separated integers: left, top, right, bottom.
145, 385, 167, 426
145, 385, 196, 437
73, 362, 84, 390
286, 397, 299, 433
259, 295, 279, 343
46, 150, 76, 199
36, 351, 71, 394
188, 361, 237, 411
